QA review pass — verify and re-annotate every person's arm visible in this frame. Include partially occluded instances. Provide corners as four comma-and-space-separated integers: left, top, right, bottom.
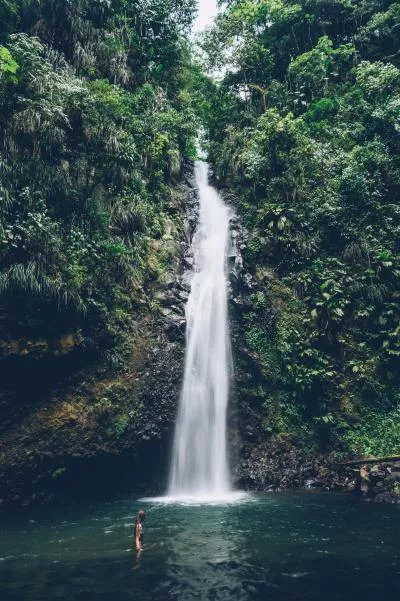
135, 523, 142, 551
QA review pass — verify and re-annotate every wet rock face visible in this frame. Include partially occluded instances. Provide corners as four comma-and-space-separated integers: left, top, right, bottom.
152, 166, 198, 346
235, 440, 356, 493
364, 462, 400, 504
235, 442, 400, 504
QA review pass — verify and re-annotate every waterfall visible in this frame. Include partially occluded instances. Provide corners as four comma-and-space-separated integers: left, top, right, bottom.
168, 161, 232, 499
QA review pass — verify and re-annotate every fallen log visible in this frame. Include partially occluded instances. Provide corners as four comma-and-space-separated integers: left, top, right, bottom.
334, 455, 400, 466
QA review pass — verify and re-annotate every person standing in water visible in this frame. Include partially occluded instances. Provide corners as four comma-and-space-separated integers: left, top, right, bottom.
359, 465, 370, 497
134, 510, 146, 551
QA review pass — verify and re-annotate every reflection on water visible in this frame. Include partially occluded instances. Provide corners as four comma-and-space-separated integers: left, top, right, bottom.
1, 492, 400, 601
159, 503, 247, 601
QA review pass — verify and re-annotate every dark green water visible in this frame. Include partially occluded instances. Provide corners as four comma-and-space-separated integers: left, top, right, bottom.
1, 492, 399, 601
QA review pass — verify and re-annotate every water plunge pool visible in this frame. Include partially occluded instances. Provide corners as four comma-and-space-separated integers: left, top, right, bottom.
1, 491, 399, 601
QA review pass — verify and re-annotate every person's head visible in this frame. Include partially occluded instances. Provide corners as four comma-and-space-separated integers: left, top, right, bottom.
137, 509, 146, 523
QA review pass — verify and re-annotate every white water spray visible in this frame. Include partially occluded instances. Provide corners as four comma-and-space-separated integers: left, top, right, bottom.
168, 161, 232, 500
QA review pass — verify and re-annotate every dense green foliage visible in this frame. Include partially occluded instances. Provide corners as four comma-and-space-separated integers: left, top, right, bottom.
0, 0, 197, 355
204, 0, 400, 455
1, 0, 399, 469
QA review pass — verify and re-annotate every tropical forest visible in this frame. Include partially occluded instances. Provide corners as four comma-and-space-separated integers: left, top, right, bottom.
0, 1, 399, 600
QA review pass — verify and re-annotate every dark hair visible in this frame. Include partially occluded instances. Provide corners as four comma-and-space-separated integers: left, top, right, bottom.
135, 509, 146, 526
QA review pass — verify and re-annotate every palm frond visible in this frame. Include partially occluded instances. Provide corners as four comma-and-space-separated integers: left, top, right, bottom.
0, 261, 86, 314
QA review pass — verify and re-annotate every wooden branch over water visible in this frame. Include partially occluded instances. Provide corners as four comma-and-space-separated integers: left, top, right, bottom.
334, 455, 400, 466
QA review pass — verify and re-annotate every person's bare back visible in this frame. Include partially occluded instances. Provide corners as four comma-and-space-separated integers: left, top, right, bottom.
134, 509, 146, 551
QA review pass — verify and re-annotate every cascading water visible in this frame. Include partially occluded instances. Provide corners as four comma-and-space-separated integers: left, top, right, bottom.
168, 161, 232, 500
